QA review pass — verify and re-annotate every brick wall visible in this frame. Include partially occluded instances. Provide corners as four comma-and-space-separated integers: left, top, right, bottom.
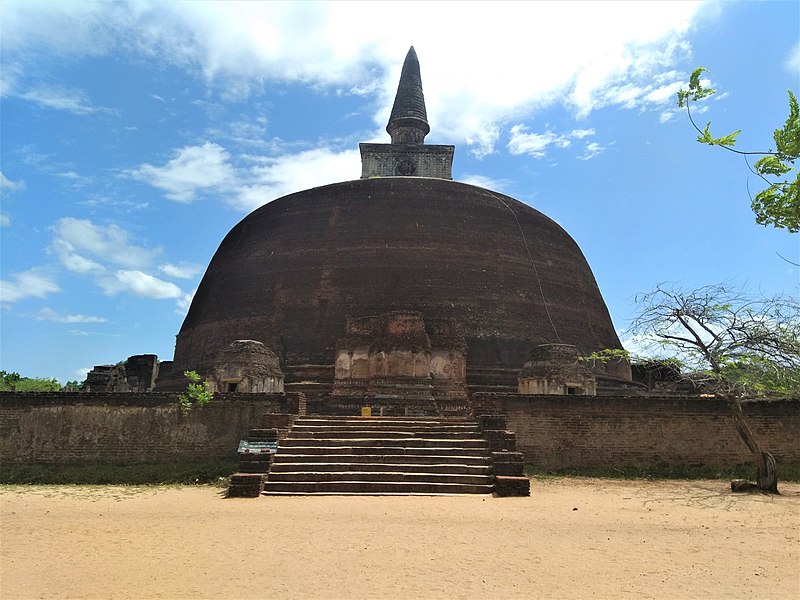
472, 394, 800, 469
2, 391, 797, 469
0, 392, 304, 465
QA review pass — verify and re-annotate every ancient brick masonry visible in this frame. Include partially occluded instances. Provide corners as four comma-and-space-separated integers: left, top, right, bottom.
228, 428, 280, 498
333, 311, 467, 402
158, 46, 630, 395
82, 354, 160, 392
2, 392, 798, 476
0, 392, 305, 466
477, 414, 530, 497
208, 340, 284, 393
473, 393, 800, 470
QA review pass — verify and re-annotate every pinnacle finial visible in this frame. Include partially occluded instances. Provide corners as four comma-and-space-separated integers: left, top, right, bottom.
386, 46, 430, 144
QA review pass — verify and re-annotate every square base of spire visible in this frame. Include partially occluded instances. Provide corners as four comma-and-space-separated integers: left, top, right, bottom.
360, 143, 454, 179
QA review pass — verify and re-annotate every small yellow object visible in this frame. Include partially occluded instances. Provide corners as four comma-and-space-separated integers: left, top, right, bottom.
361, 406, 372, 418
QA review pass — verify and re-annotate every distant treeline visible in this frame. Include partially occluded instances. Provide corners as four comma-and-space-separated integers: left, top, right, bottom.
0, 370, 80, 392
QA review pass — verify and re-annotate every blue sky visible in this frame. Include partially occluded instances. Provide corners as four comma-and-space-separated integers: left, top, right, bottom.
1, 1, 797, 384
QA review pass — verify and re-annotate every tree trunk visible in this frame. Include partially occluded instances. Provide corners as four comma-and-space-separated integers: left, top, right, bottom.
728, 397, 779, 494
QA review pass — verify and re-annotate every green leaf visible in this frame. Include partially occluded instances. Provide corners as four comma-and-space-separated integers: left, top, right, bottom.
696, 122, 740, 147
754, 156, 791, 177
712, 129, 741, 147
677, 67, 716, 107
697, 122, 715, 144
752, 175, 800, 233
774, 90, 800, 161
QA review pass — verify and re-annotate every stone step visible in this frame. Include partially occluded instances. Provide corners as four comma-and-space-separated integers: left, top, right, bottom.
292, 421, 481, 431
267, 471, 494, 484
280, 437, 488, 449
238, 462, 271, 473
287, 428, 481, 439
293, 418, 476, 426
293, 419, 479, 428
272, 453, 491, 465
269, 461, 493, 474
260, 415, 501, 496
272, 445, 490, 456
262, 481, 494, 495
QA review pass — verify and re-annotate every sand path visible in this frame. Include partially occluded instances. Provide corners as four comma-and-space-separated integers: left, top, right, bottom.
2, 478, 798, 599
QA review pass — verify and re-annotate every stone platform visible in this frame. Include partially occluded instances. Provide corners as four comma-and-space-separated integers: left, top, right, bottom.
263, 416, 497, 495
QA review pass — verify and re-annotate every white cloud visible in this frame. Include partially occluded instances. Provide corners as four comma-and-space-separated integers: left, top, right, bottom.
100, 270, 183, 299
570, 129, 596, 140
74, 367, 91, 380
0, 171, 23, 226
0, 171, 25, 194
50, 217, 157, 270
643, 80, 687, 104
508, 125, 601, 160
36, 307, 108, 323
176, 288, 196, 315
127, 142, 235, 203
158, 262, 203, 279
0, 269, 60, 303
508, 127, 560, 158
659, 110, 678, 124
1, 1, 705, 156
18, 85, 113, 115
129, 140, 359, 211
232, 147, 361, 211
786, 41, 800, 73
56, 171, 92, 186
464, 124, 501, 160
458, 175, 512, 194
206, 118, 275, 150
46, 217, 198, 302
51, 239, 105, 274
1, 57, 111, 115
578, 142, 605, 161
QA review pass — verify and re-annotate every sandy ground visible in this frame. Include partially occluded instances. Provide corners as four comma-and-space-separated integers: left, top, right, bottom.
1, 478, 798, 600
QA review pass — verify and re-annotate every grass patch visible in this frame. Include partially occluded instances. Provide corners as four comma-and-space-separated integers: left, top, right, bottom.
0, 459, 238, 485
524, 461, 800, 482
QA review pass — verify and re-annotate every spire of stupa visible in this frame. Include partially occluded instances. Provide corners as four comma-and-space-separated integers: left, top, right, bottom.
386, 46, 430, 144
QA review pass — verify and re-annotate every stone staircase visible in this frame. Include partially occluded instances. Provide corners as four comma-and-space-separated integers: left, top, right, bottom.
263, 416, 496, 495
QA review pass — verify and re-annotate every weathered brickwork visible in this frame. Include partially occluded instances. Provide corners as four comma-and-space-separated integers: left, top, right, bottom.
2, 392, 796, 470
473, 393, 800, 469
359, 143, 455, 179
0, 392, 304, 465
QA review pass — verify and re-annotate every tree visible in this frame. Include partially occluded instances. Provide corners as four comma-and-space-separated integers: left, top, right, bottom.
677, 67, 799, 233
0, 371, 62, 392
178, 370, 213, 415
628, 283, 800, 493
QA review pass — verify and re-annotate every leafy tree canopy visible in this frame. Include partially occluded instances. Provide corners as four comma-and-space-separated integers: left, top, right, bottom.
677, 67, 799, 233
0, 371, 63, 392
628, 283, 800, 398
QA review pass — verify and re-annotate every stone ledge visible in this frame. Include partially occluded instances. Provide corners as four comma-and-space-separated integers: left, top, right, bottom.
494, 475, 531, 497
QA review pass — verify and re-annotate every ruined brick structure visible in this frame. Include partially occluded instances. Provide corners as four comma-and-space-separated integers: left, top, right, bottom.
82, 354, 159, 393
333, 311, 467, 401
156, 47, 631, 403
209, 340, 284, 393
517, 344, 597, 395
